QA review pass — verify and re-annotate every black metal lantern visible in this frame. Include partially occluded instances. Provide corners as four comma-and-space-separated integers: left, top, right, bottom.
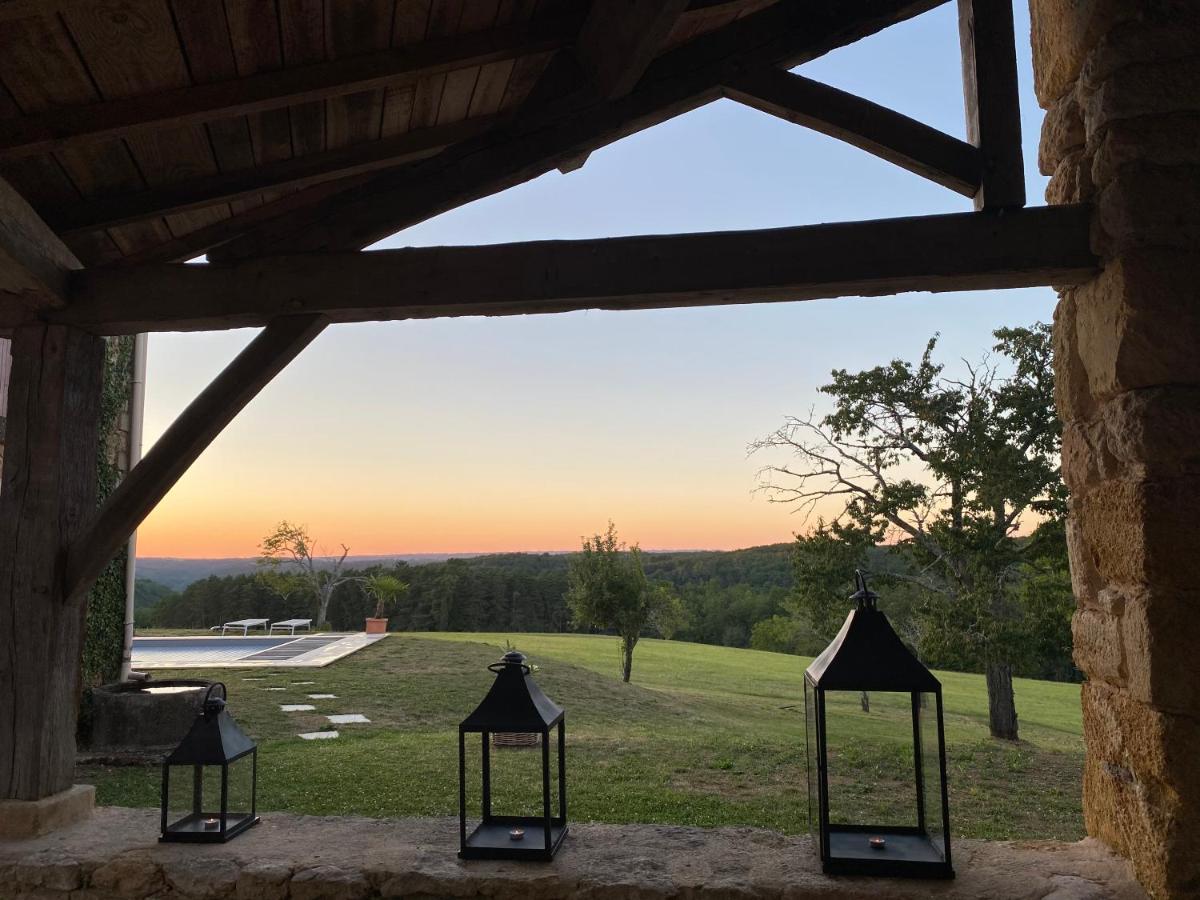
160, 683, 259, 843
458, 650, 567, 861
804, 573, 953, 878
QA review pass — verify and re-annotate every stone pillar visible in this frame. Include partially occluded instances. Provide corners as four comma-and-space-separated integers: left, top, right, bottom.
1032, 1, 1200, 896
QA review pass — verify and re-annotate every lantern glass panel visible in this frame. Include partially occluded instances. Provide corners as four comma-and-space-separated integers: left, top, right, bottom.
474, 734, 561, 819
164, 764, 226, 834
917, 692, 947, 858
224, 753, 257, 831
822, 690, 920, 829
804, 679, 817, 844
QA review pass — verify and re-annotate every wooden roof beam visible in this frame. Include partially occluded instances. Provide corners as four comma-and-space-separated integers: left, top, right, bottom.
577, 0, 692, 100
0, 16, 575, 162
50, 206, 1097, 335
724, 67, 982, 196
0, 175, 76, 311
208, 0, 949, 263
46, 116, 498, 236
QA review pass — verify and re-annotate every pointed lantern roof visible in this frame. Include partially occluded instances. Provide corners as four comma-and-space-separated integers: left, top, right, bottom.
165, 684, 256, 765
460, 650, 564, 732
805, 572, 940, 693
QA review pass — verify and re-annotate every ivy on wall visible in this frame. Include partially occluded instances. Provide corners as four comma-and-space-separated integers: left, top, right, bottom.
81, 335, 135, 689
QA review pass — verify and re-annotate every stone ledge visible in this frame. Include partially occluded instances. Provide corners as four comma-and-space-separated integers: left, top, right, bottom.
0, 784, 94, 840
0, 806, 1147, 899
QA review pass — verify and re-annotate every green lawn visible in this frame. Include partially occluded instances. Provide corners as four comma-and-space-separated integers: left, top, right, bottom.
79, 632, 1084, 840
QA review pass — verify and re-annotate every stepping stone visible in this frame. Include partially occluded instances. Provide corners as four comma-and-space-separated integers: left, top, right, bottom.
263, 687, 287, 692
242, 677, 265, 681
291, 681, 316, 686
298, 731, 339, 740
307, 694, 337, 699
326, 714, 370, 725
281, 704, 316, 712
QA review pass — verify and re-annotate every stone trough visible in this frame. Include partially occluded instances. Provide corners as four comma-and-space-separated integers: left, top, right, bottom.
81, 680, 212, 761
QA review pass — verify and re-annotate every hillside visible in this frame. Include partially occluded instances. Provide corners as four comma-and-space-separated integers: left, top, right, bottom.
81, 632, 1083, 840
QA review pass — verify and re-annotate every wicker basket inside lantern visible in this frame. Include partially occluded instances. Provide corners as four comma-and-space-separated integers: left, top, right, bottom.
492, 731, 540, 748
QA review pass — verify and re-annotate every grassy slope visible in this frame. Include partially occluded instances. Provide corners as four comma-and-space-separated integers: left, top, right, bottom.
80, 633, 1084, 840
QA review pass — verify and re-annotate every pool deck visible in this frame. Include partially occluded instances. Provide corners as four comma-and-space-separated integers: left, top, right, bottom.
131, 633, 387, 669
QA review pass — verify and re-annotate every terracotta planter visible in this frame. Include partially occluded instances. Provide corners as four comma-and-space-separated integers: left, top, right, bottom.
364, 617, 389, 634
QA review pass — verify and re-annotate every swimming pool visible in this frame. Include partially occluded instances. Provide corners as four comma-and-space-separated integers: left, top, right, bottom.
131, 633, 386, 669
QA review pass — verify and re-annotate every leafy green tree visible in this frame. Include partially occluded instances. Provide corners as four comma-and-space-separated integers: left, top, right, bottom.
753, 324, 1065, 740
566, 522, 684, 682
256, 521, 355, 627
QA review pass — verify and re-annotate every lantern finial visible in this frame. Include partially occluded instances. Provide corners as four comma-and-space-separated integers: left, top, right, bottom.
851, 570, 878, 610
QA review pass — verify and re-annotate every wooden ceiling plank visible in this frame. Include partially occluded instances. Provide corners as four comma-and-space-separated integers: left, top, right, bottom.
0, 15, 575, 161
957, 0, 1023, 209
52, 205, 1096, 335
226, 1, 295, 167
63, 313, 329, 604
324, 0, 394, 150
724, 67, 982, 196
0, 175, 77, 310
279, 0, 328, 157
49, 115, 498, 234
211, 0, 950, 260
576, 0, 691, 100
61, 1, 233, 239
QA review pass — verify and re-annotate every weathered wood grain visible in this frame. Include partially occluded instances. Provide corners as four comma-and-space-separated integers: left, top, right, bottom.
724, 67, 981, 196
55, 206, 1096, 335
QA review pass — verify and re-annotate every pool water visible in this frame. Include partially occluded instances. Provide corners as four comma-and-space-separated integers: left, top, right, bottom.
129, 633, 379, 669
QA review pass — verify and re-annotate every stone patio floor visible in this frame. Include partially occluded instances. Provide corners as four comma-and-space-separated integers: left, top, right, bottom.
0, 807, 1146, 899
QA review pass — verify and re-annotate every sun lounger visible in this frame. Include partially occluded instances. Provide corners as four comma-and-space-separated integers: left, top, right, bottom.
270, 618, 313, 635
213, 618, 270, 636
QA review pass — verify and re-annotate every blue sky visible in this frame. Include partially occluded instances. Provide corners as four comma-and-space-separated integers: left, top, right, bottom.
138, 3, 1057, 557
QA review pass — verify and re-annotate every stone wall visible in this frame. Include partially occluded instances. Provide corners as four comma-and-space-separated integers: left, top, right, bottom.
1031, 1, 1200, 897
0, 807, 1147, 900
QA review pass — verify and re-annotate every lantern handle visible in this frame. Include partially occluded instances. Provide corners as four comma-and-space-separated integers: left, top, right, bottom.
203, 682, 228, 705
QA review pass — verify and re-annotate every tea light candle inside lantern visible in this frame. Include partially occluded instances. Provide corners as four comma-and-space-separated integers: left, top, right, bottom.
509, 827, 525, 841
868, 836, 886, 850
203, 818, 220, 831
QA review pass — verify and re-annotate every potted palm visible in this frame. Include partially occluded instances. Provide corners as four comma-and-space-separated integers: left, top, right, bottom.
363, 574, 407, 635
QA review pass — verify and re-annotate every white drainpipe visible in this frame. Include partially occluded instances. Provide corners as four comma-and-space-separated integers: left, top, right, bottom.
119, 333, 148, 682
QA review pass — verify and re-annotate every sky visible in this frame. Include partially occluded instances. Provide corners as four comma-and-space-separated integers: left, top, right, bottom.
136, 2, 1055, 559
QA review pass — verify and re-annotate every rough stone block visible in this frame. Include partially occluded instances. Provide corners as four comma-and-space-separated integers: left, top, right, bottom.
163, 856, 239, 899
290, 865, 371, 900
1073, 475, 1200, 591
1072, 251, 1200, 401
1097, 167, 1200, 254
1053, 290, 1098, 424
1040, 93, 1086, 175
1118, 587, 1200, 716
1101, 387, 1200, 480
1029, 0, 1132, 106
1080, 682, 1200, 897
0, 785, 94, 840
1082, 58, 1200, 141
1065, 513, 1103, 609
1046, 150, 1094, 206
12, 851, 81, 892
1092, 114, 1200, 189
1079, 6, 1200, 92
90, 854, 163, 896
235, 862, 291, 900
1072, 607, 1125, 685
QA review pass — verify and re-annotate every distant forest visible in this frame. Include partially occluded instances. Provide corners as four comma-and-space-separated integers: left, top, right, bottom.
136, 542, 1076, 683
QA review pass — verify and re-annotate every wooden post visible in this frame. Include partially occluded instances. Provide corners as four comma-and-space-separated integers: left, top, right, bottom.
957, 0, 1024, 209
0, 323, 104, 801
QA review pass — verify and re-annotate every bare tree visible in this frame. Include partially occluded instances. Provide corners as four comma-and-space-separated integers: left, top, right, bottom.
256, 521, 355, 628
